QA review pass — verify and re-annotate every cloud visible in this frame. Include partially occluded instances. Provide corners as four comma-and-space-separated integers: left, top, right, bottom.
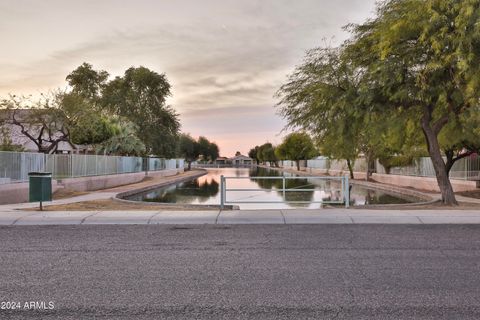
0, 0, 378, 155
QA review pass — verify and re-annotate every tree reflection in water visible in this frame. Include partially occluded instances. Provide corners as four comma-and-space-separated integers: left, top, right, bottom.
249, 167, 314, 206
129, 168, 413, 207
363, 189, 410, 205
144, 177, 219, 203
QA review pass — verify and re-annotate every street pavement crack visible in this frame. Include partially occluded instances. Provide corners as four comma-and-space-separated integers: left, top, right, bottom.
11, 212, 42, 225
80, 211, 100, 224
215, 210, 222, 224
279, 210, 287, 224
147, 211, 161, 224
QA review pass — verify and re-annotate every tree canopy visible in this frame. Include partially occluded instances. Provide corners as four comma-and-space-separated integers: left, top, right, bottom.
348, 0, 480, 204
275, 132, 317, 171
101, 66, 180, 157
257, 143, 278, 167
248, 146, 260, 163
64, 63, 182, 157
276, 0, 480, 204
176, 134, 219, 169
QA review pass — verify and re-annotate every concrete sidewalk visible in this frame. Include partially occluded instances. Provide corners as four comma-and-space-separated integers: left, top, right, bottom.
1, 208, 480, 225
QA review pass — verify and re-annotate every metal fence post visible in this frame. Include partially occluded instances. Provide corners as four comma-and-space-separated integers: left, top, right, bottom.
345, 175, 350, 208
282, 176, 286, 199
220, 175, 225, 210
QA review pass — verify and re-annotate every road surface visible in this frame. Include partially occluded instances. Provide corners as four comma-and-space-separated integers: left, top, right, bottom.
1, 224, 480, 319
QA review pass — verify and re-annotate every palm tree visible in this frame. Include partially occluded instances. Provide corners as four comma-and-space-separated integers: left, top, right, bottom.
97, 120, 146, 156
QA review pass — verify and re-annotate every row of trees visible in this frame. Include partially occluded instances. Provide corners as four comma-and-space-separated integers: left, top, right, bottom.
0, 63, 221, 162
248, 143, 278, 167
275, 0, 480, 205
177, 134, 219, 170
248, 132, 317, 170
0, 63, 180, 157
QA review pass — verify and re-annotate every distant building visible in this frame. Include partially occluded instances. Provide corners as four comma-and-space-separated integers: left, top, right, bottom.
230, 154, 253, 166
214, 156, 229, 164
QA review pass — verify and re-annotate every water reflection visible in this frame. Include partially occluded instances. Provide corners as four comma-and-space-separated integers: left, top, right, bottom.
127, 167, 413, 208
360, 189, 411, 205
142, 176, 219, 204
247, 167, 316, 206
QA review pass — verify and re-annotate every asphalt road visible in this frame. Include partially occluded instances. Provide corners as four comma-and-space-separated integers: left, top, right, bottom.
1, 224, 480, 319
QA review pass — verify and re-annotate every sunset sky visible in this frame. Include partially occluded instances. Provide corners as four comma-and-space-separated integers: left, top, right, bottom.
0, 0, 377, 156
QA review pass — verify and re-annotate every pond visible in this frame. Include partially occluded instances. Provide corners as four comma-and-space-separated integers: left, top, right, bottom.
125, 167, 417, 209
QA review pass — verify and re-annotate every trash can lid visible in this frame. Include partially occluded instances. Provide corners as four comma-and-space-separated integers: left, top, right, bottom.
28, 172, 52, 176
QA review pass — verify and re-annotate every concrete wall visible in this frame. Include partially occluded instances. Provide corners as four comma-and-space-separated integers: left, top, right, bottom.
371, 173, 477, 193
303, 167, 477, 192
0, 181, 61, 205
305, 168, 368, 180
0, 168, 184, 205
57, 168, 183, 192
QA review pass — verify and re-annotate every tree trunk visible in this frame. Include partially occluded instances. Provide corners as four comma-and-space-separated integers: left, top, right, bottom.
296, 160, 300, 171
445, 149, 455, 177
421, 112, 457, 205
346, 159, 354, 179
445, 148, 473, 178
365, 152, 373, 182
187, 161, 191, 171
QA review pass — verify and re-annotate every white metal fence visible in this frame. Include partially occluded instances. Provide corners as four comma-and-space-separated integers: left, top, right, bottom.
375, 156, 480, 180
219, 175, 350, 208
279, 155, 480, 181
0, 151, 185, 184
281, 158, 367, 173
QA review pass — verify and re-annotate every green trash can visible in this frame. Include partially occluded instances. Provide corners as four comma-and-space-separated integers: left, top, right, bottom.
28, 172, 52, 210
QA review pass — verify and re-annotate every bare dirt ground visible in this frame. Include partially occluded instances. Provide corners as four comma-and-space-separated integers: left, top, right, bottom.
36, 199, 480, 212
458, 189, 480, 200
351, 201, 480, 210
34, 199, 219, 211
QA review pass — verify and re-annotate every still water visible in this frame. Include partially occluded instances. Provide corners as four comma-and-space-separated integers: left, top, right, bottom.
127, 167, 414, 209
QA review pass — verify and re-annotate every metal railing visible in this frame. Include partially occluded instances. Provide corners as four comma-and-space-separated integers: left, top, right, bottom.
219, 175, 350, 209
0, 151, 185, 184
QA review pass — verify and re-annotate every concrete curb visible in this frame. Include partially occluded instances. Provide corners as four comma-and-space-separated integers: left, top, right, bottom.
2, 209, 480, 225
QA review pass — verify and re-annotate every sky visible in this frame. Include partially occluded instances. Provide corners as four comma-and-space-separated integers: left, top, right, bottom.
0, 0, 377, 156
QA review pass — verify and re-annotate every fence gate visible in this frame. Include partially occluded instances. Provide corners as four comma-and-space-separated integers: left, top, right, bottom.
219, 175, 350, 209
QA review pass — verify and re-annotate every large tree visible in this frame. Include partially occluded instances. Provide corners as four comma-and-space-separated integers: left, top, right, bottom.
0, 92, 118, 153
348, 0, 480, 204
0, 94, 73, 154
67, 64, 182, 158
102, 66, 180, 157
276, 47, 374, 179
